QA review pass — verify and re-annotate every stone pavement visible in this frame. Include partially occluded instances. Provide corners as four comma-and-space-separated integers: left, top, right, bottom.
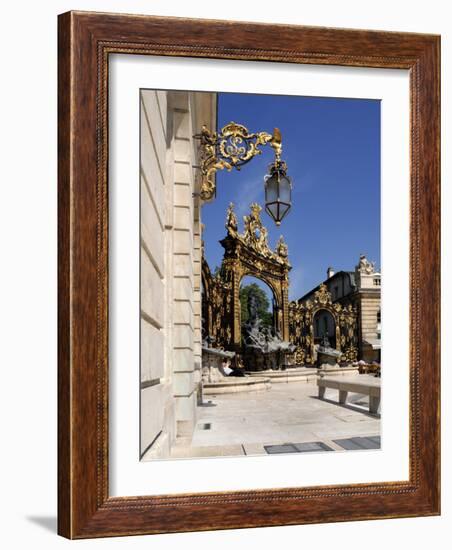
170, 380, 380, 458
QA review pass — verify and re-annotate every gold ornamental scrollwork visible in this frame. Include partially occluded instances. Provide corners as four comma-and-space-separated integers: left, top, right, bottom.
242, 203, 271, 254
314, 283, 331, 305
197, 122, 283, 201
224, 203, 290, 267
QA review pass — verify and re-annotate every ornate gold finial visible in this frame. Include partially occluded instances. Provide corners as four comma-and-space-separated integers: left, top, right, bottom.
196, 122, 283, 201
271, 127, 282, 162
314, 283, 332, 305
225, 202, 238, 237
242, 203, 270, 254
249, 202, 263, 219
276, 235, 289, 260
228, 203, 291, 266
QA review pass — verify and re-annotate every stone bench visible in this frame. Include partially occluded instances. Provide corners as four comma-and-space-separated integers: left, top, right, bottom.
317, 375, 381, 414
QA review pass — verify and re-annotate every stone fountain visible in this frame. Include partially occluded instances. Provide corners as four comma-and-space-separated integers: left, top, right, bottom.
316, 333, 341, 369
242, 292, 295, 371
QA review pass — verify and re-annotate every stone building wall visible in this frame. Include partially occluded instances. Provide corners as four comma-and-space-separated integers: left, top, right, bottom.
140, 90, 216, 458
140, 90, 173, 458
359, 294, 381, 341
357, 293, 381, 362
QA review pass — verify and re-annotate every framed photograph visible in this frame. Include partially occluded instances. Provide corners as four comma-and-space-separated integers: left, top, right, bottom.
58, 11, 440, 538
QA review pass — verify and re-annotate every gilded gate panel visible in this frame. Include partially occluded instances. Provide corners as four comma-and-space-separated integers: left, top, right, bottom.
288, 284, 358, 365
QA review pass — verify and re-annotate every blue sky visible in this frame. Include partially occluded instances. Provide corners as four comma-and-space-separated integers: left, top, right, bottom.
201, 92, 381, 301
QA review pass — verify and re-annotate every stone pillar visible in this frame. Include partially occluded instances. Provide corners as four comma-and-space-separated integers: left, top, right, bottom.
193, 200, 203, 404
281, 283, 290, 341
336, 324, 341, 351
170, 92, 197, 438
232, 268, 242, 349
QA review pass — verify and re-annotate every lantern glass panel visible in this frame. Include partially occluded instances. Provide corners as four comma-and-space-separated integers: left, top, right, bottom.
266, 202, 279, 223
279, 175, 291, 203
278, 202, 291, 220
265, 175, 279, 203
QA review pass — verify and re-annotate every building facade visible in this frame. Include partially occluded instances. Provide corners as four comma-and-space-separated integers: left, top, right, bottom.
140, 90, 216, 459
297, 255, 381, 363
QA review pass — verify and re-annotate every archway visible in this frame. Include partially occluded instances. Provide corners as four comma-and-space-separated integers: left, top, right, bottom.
219, 203, 291, 351
313, 308, 336, 348
239, 275, 276, 335
201, 203, 291, 356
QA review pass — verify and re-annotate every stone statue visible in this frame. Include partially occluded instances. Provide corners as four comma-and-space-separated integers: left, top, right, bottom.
247, 291, 259, 323
242, 203, 270, 253
225, 202, 238, 237
242, 294, 295, 371
276, 235, 289, 263
320, 333, 331, 349
357, 254, 376, 274
317, 331, 341, 369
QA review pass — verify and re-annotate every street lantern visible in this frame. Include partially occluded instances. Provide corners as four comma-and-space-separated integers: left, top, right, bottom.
264, 161, 292, 226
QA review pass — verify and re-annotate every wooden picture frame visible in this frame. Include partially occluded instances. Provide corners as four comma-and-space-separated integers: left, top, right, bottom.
58, 11, 440, 538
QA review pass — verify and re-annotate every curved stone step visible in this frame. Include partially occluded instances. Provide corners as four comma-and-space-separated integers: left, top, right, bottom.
203, 377, 271, 395
245, 368, 318, 383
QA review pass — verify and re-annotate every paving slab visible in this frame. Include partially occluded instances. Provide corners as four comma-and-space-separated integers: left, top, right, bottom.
333, 436, 381, 451
173, 380, 380, 458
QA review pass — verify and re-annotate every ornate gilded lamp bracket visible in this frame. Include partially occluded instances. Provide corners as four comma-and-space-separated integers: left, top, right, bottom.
195, 121, 283, 201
